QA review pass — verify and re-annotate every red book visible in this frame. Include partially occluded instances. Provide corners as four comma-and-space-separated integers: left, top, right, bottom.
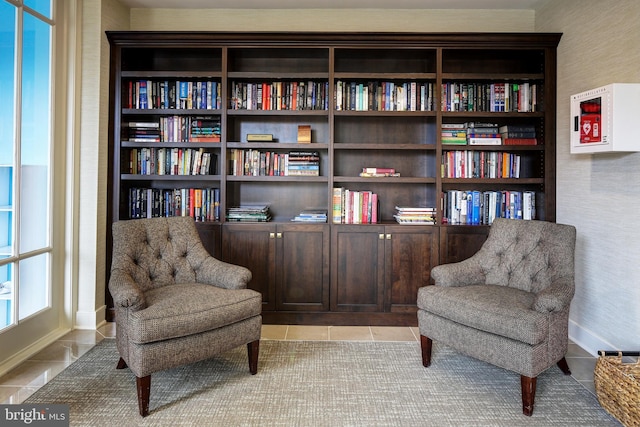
371, 193, 378, 224
503, 138, 537, 146
361, 191, 370, 223
189, 188, 195, 218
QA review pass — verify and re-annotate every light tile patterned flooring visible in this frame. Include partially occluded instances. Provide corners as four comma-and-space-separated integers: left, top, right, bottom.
0, 323, 598, 404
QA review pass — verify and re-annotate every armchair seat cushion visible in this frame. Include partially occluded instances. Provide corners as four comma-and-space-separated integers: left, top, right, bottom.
417, 284, 547, 345
128, 283, 262, 345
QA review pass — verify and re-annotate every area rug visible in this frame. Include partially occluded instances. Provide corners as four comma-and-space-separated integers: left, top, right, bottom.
25, 339, 619, 426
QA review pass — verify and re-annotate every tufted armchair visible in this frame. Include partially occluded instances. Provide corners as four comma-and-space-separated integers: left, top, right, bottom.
417, 218, 577, 416
109, 216, 262, 416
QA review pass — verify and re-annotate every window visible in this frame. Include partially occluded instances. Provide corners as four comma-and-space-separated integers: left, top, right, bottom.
0, 0, 54, 330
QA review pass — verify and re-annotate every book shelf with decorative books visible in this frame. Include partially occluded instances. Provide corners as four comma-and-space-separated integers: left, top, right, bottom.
107, 32, 561, 325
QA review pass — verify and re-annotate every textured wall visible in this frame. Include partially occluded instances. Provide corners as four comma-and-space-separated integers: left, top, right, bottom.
76, 0, 129, 328
130, 8, 534, 32
535, 0, 640, 352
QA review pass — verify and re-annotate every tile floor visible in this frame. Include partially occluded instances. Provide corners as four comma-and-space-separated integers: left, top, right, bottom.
0, 323, 599, 404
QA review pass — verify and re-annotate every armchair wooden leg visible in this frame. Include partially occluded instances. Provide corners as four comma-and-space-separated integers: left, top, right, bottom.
557, 357, 572, 375
521, 375, 537, 416
420, 335, 432, 367
247, 340, 260, 375
116, 357, 128, 369
136, 375, 151, 417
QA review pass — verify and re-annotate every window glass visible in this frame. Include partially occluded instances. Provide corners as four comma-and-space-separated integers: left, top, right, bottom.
18, 253, 48, 319
20, 10, 51, 254
0, 1, 16, 261
0, 263, 14, 329
24, 0, 51, 20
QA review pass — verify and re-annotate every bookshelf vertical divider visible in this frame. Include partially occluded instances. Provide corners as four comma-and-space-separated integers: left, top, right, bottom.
107, 32, 561, 325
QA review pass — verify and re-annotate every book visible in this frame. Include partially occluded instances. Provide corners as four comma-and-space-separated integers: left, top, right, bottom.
292, 208, 328, 222
332, 187, 344, 224
297, 125, 311, 143
468, 137, 502, 145
503, 138, 538, 146
499, 125, 536, 133
442, 138, 467, 145
246, 134, 273, 142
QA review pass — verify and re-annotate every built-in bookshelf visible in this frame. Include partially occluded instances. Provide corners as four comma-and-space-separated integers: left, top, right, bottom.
107, 32, 561, 325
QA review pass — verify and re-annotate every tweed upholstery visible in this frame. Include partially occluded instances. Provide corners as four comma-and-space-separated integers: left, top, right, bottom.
417, 285, 547, 345
108, 216, 262, 379
128, 284, 261, 344
418, 218, 576, 378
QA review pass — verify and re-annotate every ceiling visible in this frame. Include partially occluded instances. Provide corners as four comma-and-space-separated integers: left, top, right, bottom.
119, 0, 542, 10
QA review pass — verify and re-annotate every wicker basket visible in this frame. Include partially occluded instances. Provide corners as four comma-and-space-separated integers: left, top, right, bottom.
594, 351, 640, 427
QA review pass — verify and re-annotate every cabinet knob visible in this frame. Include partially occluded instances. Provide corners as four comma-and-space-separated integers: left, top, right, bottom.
277, 232, 282, 238
379, 234, 384, 240
269, 232, 275, 238
386, 234, 392, 240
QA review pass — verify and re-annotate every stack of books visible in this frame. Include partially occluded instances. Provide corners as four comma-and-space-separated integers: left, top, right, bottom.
500, 125, 537, 145
393, 206, 436, 225
441, 123, 467, 145
226, 205, 271, 222
287, 151, 320, 176
128, 121, 160, 142
466, 122, 501, 145
359, 167, 400, 177
291, 209, 327, 223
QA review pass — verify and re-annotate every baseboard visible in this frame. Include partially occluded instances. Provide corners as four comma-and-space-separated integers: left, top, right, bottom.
568, 318, 617, 357
0, 328, 71, 378
75, 304, 107, 330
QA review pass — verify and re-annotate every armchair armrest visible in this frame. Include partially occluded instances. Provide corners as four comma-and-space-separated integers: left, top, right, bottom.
108, 268, 146, 312
431, 257, 486, 287
195, 256, 252, 290
533, 278, 574, 313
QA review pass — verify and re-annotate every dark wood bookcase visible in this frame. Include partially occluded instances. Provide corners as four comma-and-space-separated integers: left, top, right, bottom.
106, 31, 561, 325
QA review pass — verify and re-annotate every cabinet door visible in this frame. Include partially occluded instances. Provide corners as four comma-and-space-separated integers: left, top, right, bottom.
195, 223, 222, 259
331, 225, 385, 312
276, 224, 330, 311
439, 226, 489, 265
384, 225, 439, 313
222, 223, 276, 311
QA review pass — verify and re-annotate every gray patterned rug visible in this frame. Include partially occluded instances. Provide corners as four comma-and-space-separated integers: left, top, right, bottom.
26, 339, 619, 426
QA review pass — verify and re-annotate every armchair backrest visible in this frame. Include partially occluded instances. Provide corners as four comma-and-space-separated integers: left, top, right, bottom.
475, 218, 576, 294
110, 216, 211, 292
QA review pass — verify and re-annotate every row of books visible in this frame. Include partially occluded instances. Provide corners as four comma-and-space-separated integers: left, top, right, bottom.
442, 190, 536, 225
441, 82, 539, 112
124, 79, 537, 113
332, 187, 378, 224
393, 206, 436, 225
291, 209, 328, 223
228, 149, 320, 177
128, 187, 220, 221
441, 151, 526, 179
127, 116, 221, 143
229, 81, 329, 111
335, 81, 435, 112
441, 123, 537, 146
127, 148, 215, 176
226, 205, 272, 222
125, 79, 222, 110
